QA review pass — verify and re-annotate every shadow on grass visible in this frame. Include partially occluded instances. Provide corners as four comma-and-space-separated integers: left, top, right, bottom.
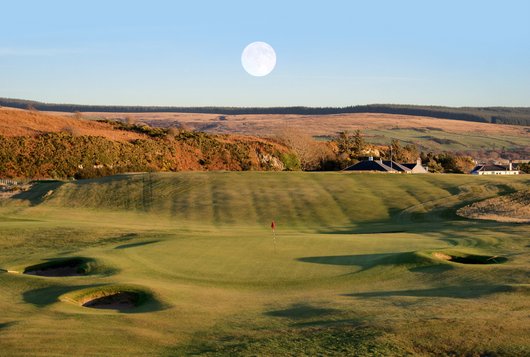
11, 180, 65, 206
317, 222, 409, 235
298, 253, 398, 269
319, 220, 521, 238
114, 240, 161, 250
23, 284, 105, 307
408, 264, 454, 274
346, 285, 513, 299
265, 303, 339, 320
0, 321, 16, 330
23, 284, 168, 313
297, 251, 436, 272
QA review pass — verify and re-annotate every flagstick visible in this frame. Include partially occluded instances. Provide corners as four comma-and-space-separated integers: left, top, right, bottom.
271, 220, 277, 253
272, 228, 277, 253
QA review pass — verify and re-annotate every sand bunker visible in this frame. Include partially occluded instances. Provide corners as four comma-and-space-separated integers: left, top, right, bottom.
63, 285, 150, 311
23, 258, 92, 277
433, 252, 507, 265
457, 190, 530, 223
82, 291, 141, 310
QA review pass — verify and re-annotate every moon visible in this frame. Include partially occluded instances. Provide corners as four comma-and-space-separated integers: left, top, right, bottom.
241, 41, 276, 77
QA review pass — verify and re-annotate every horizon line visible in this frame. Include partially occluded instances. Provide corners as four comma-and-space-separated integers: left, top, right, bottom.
1, 97, 529, 110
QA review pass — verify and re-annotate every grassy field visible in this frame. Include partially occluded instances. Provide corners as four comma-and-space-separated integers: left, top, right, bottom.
0, 172, 529, 356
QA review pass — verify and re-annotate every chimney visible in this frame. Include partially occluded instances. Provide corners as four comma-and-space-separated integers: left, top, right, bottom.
417, 158, 421, 166
368, 156, 373, 161
509, 160, 513, 171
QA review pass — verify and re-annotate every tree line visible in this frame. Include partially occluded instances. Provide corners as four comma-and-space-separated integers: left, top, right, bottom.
1, 97, 529, 126
333, 131, 476, 173
277, 129, 477, 173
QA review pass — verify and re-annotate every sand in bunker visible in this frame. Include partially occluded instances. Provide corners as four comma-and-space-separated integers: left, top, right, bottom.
23, 258, 88, 277
82, 292, 139, 310
433, 252, 507, 264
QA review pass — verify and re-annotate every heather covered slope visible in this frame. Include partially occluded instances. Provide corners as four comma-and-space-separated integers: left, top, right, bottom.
0, 172, 528, 356
0, 108, 297, 178
2, 99, 530, 154
75, 111, 530, 154
0, 107, 145, 141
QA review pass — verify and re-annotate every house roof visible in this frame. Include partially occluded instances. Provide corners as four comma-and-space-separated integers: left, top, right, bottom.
382, 161, 411, 172
402, 163, 417, 170
471, 164, 509, 172
344, 160, 397, 172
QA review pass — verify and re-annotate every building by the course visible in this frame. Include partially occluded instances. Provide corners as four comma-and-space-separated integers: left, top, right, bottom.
470, 163, 521, 175
344, 157, 428, 173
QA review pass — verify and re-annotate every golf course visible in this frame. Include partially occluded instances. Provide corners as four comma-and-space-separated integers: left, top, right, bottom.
0, 172, 529, 356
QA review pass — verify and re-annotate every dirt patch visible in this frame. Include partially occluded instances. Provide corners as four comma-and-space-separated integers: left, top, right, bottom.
433, 252, 507, 265
457, 191, 530, 223
82, 292, 140, 310
432, 252, 452, 261
23, 258, 92, 277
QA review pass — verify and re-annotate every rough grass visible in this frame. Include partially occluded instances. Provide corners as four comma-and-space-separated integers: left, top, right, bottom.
457, 190, 530, 223
0, 172, 529, 356
83, 111, 530, 151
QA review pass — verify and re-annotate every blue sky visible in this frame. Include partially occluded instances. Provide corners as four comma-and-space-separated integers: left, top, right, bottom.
1, 0, 529, 106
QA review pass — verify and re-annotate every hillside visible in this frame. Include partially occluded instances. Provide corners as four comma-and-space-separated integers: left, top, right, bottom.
2, 101, 529, 157
12, 172, 530, 229
0, 108, 297, 178
0, 107, 145, 141
80, 111, 530, 153
457, 190, 530, 223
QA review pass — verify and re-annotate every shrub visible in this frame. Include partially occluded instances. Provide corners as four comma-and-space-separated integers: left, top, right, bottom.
0, 131, 293, 179
280, 153, 301, 171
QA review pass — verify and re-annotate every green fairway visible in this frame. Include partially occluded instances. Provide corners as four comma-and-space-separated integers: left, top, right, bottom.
0, 172, 529, 356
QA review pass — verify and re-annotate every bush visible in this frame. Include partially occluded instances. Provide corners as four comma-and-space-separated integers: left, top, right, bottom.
517, 162, 530, 173
421, 152, 475, 173
0, 131, 293, 179
280, 153, 301, 171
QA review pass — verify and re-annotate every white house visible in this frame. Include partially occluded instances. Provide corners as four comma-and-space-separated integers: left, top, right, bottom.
402, 158, 429, 174
470, 162, 520, 175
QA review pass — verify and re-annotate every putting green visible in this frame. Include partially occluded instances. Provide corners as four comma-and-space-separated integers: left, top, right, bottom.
0, 172, 528, 356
